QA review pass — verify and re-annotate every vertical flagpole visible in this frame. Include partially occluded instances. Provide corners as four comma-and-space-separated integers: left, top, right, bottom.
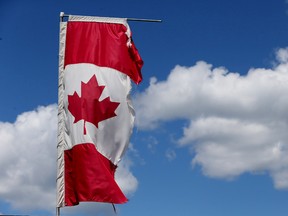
56, 207, 60, 216
56, 11, 65, 216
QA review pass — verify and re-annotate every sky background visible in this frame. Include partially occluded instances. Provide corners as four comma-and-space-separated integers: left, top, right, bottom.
1, 0, 288, 216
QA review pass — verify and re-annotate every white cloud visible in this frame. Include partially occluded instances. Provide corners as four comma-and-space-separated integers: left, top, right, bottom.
115, 156, 138, 196
276, 47, 288, 63
0, 105, 138, 215
146, 135, 159, 153
134, 47, 288, 189
165, 148, 177, 161
59, 202, 116, 216
0, 105, 57, 212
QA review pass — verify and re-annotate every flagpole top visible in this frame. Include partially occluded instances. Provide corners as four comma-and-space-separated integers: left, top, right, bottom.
60, 12, 65, 22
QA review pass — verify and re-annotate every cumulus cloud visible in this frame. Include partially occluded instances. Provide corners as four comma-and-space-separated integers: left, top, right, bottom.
134, 48, 288, 189
165, 148, 177, 161
0, 105, 57, 212
0, 105, 138, 215
115, 157, 138, 195
276, 47, 288, 63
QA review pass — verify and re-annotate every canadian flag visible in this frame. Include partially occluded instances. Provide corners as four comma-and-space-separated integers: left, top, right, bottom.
57, 15, 143, 207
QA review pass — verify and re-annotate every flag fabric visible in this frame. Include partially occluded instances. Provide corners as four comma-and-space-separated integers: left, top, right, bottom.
57, 15, 143, 208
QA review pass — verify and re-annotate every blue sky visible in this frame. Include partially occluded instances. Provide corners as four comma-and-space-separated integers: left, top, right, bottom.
1, 0, 288, 216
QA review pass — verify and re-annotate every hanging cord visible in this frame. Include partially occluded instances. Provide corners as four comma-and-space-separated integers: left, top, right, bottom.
112, 203, 117, 214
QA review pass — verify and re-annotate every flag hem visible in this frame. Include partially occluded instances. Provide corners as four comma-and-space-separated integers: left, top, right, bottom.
56, 20, 67, 208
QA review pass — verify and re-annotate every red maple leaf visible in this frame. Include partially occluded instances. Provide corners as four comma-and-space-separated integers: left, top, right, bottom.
68, 74, 120, 134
